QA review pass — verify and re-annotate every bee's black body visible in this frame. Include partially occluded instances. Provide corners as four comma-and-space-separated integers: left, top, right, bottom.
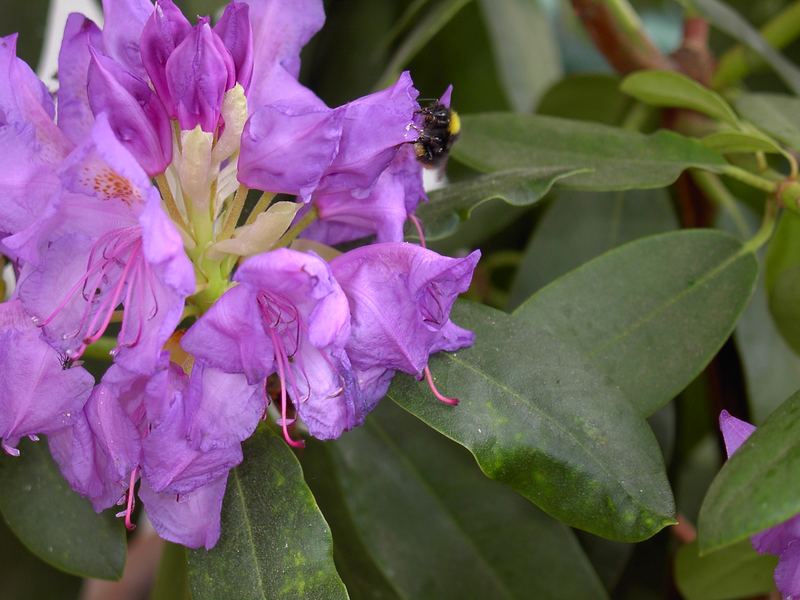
414, 102, 460, 168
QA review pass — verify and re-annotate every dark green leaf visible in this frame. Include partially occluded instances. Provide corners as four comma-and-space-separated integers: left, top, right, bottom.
765, 211, 800, 355
513, 229, 756, 416
452, 113, 728, 191
152, 543, 190, 600
686, 0, 800, 95
0, 516, 80, 599
0, 0, 50, 66
476, 0, 561, 112
536, 74, 632, 125
304, 402, 607, 599
675, 540, 777, 600
376, 0, 471, 89
0, 438, 126, 580
411, 167, 584, 241
620, 70, 739, 126
508, 189, 678, 308
390, 299, 674, 542
699, 389, 800, 552
391, 230, 758, 540
736, 93, 800, 155
187, 427, 347, 600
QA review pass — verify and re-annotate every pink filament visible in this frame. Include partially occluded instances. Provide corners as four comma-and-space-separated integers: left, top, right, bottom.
124, 466, 138, 531
424, 366, 459, 406
35, 227, 149, 361
409, 213, 427, 249
268, 327, 304, 448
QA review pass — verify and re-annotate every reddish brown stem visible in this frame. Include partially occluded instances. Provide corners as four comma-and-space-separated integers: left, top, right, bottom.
571, 0, 675, 74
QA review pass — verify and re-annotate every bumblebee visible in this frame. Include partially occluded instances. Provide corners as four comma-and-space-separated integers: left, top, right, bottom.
413, 102, 461, 168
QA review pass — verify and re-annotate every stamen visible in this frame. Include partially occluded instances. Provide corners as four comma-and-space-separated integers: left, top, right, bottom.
123, 466, 138, 531
409, 214, 427, 249
268, 328, 304, 448
424, 366, 459, 406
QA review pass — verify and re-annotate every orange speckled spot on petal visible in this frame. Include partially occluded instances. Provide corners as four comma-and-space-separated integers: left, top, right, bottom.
82, 167, 143, 205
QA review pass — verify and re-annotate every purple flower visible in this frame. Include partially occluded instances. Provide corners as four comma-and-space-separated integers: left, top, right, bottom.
331, 243, 479, 408
719, 410, 800, 597
0, 300, 94, 456
0, 35, 72, 258
165, 18, 236, 133
50, 357, 243, 548
303, 144, 425, 245
182, 248, 354, 442
17, 113, 194, 374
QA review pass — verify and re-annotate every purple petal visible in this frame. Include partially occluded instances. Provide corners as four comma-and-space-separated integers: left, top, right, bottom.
238, 70, 342, 200
49, 364, 144, 510
87, 48, 172, 175
0, 317, 94, 453
0, 35, 58, 126
234, 248, 350, 349
57, 14, 105, 145
315, 71, 419, 198
305, 144, 424, 245
439, 84, 454, 108
140, 474, 227, 549
140, 0, 192, 117
753, 514, 800, 555
166, 19, 236, 132
100, 0, 154, 77
186, 362, 266, 451
331, 244, 479, 375
243, 0, 324, 109
142, 363, 242, 494
181, 284, 276, 383
719, 410, 757, 458
774, 539, 800, 598
214, 2, 254, 91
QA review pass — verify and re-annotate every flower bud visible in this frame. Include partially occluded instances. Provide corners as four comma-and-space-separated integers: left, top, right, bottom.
140, 0, 191, 117
214, 2, 253, 92
166, 18, 236, 133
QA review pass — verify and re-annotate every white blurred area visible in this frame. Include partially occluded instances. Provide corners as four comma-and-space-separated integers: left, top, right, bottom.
37, 0, 103, 89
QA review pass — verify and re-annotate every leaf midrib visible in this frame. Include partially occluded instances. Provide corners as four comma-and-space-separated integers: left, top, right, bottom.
232, 469, 269, 600
367, 420, 517, 600
433, 350, 668, 523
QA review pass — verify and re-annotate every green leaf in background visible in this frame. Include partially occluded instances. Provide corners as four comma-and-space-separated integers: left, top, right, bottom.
675, 540, 777, 600
304, 402, 608, 599
411, 167, 584, 241
736, 93, 800, 152
514, 229, 756, 416
376, 0, 471, 89
391, 229, 758, 541
685, 0, 800, 95
536, 74, 632, 125
0, 0, 50, 66
452, 113, 728, 191
699, 389, 800, 553
0, 517, 81, 600
508, 189, 678, 308
476, 0, 561, 113
187, 427, 347, 600
152, 543, 190, 600
701, 130, 783, 155
0, 438, 126, 580
390, 302, 676, 541
765, 211, 800, 356
620, 70, 740, 127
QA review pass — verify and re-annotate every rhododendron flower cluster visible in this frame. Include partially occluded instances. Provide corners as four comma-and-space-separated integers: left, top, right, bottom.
0, 0, 478, 549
